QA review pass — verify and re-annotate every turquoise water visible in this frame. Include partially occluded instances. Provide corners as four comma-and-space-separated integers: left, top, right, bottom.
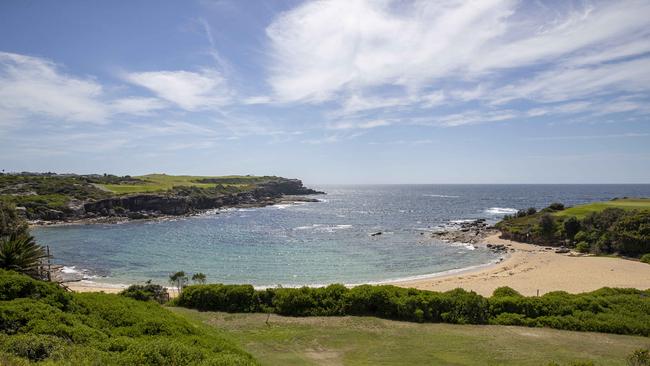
32, 184, 650, 287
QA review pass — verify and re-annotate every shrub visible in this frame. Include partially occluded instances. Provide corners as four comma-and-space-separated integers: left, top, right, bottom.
175, 284, 650, 336
0, 333, 66, 361
539, 214, 556, 239
120, 281, 168, 303
548, 203, 565, 211
627, 348, 650, 366
564, 217, 581, 240
0, 271, 257, 365
0, 202, 28, 238
641, 254, 650, 264
575, 242, 590, 253
492, 287, 522, 298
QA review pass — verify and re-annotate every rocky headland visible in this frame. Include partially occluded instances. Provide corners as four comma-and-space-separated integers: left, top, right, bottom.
0, 173, 324, 225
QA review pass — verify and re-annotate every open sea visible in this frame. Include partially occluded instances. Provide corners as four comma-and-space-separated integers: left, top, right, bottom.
31, 184, 650, 288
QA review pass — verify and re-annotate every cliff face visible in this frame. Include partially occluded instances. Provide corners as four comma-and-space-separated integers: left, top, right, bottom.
258, 179, 324, 196
75, 178, 323, 221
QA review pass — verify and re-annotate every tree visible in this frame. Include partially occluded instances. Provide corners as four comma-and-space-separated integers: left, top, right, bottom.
563, 216, 581, 241
0, 201, 28, 238
548, 203, 565, 211
191, 272, 206, 284
169, 271, 188, 293
539, 214, 556, 239
0, 233, 48, 278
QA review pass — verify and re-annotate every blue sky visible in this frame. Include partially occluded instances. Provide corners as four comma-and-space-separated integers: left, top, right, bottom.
1, 0, 649, 184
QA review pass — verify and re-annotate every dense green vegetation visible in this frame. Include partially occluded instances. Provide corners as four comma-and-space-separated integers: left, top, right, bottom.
0, 270, 256, 365
0, 174, 113, 218
174, 283, 650, 336
496, 198, 650, 257
174, 309, 650, 366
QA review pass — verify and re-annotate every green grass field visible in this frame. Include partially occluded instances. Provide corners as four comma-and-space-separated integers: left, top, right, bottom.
554, 198, 650, 219
99, 174, 264, 194
171, 309, 650, 366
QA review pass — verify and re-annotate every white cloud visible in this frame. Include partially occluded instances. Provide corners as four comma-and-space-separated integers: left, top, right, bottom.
265, 0, 650, 122
266, 0, 515, 102
0, 52, 109, 123
340, 91, 445, 114
111, 97, 167, 116
492, 57, 650, 104
329, 119, 392, 130
525, 132, 650, 141
124, 69, 231, 110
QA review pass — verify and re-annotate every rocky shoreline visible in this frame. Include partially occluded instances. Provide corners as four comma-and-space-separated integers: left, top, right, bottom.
430, 219, 513, 255
30, 195, 321, 227
18, 176, 324, 225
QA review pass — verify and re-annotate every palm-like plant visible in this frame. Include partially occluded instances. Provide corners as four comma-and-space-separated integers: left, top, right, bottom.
191, 272, 206, 284
0, 233, 49, 278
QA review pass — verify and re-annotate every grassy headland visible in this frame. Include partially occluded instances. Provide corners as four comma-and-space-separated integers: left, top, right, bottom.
496, 198, 650, 258
554, 198, 650, 219
99, 174, 280, 194
0, 172, 321, 222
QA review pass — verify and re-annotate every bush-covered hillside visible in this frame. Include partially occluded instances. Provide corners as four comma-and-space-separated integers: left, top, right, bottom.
496, 198, 650, 257
174, 283, 650, 336
0, 270, 257, 365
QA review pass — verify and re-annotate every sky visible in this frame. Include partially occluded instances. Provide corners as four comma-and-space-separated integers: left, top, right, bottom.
0, 0, 649, 184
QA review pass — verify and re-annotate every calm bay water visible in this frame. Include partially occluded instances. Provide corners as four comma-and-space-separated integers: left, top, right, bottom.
32, 184, 650, 287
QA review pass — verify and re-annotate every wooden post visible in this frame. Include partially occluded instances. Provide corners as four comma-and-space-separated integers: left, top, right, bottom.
46, 245, 52, 282
536, 289, 539, 297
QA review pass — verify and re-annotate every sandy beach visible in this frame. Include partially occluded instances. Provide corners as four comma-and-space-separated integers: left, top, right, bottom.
393, 233, 650, 296
63, 232, 650, 297
66, 280, 180, 297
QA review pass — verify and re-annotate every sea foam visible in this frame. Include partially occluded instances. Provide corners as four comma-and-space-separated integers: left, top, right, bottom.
485, 207, 518, 215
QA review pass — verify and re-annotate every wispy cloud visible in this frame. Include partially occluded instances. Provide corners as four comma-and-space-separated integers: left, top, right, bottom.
0, 52, 109, 123
264, 0, 650, 127
0, 52, 171, 126
524, 132, 650, 141
123, 69, 231, 111
329, 119, 393, 130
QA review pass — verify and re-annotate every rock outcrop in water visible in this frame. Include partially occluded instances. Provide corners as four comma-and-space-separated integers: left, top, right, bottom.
431, 219, 496, 243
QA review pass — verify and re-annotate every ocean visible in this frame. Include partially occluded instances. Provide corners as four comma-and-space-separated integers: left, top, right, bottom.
31, 184, 650, 287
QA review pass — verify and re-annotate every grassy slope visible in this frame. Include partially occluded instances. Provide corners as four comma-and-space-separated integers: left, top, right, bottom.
172, 309, 649, 366
0, 270, 258, 365
554, 198, 650, 219
496, 198, 650, 234
99, 174, 267, 194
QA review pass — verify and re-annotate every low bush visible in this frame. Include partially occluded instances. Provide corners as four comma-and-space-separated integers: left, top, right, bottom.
176, 284, 650, 336
120, 281, 168, 303
627, 348, 650, 366
575, 242, 590, 253
0, 270, 257, 365
640, 254, 650, 264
